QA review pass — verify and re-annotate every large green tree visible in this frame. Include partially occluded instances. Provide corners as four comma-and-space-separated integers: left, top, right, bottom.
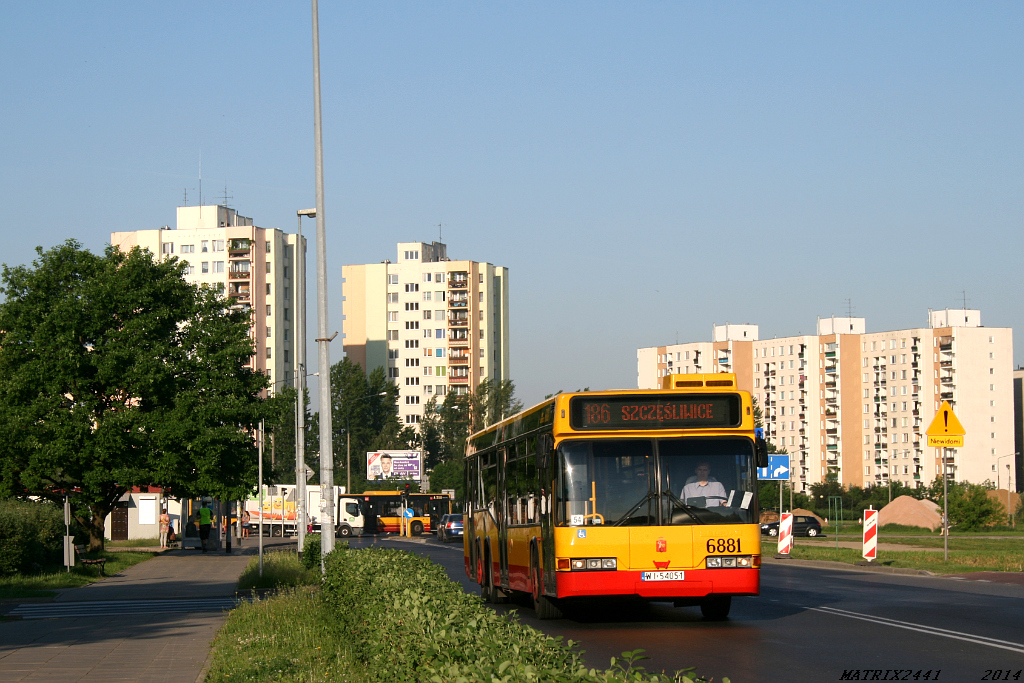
0, 241, 268, 549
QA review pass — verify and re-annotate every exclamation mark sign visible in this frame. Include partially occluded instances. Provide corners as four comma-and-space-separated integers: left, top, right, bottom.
944, 410, 948, 432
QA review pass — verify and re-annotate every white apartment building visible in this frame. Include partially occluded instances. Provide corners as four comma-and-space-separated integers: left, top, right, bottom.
638, 310, 1014, 493
112, 205, 305, 390
341, 241, 510, 427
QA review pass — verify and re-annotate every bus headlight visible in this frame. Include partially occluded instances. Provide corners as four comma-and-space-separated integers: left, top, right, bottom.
706, 555, 752, 569
568, 558, 617, 571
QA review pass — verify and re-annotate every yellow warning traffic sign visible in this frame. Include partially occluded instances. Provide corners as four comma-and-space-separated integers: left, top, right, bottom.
926, 401, 965, 448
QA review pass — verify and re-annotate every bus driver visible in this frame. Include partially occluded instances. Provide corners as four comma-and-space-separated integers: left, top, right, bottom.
682, 462, 727, 506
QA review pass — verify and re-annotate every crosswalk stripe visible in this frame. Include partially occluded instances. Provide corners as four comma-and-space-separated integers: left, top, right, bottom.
8, 598, 246, 619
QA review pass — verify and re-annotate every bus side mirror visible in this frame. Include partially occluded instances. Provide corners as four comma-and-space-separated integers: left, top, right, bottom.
755, 437, 769, 468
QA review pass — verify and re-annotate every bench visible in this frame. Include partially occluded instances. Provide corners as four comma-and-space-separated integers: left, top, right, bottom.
74, 544, 107, 576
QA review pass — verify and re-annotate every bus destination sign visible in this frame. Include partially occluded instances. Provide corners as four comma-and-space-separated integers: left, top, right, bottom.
569, 394, 741, 431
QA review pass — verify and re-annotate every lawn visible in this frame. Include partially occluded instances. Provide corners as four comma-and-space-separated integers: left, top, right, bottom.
0, 551, 154, 600
789, 544, 1024, 574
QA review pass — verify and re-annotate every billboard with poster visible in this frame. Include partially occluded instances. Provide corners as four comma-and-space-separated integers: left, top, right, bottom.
367, 450, 422, 481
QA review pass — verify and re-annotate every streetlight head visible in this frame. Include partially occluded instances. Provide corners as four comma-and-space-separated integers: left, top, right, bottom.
297, 208, 316, 217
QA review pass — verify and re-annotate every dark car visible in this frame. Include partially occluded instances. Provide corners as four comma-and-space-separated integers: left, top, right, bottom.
761, 515, 823, 537
436, 513, 463, 543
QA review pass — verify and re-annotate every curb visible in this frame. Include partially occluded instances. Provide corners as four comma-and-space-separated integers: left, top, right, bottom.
762, 555, 933, 576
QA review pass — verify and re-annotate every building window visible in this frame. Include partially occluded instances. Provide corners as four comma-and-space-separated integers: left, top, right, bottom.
284, 308, 289, 321
405, 321, 420, 330
423, 311, 431, 320
424, 292, 432, 301
266, 241, 271, 253
266, 261, 271, 274
404, 283, 420, 293
405, 414, 421, 424
388, 330, 399, 340
388, 349, 399, 359
388, 312, 398, 322
267, 327, 272, 338
181, 244, 194, 254
388, 367, 400, 378
389, 275, 398, 285
284, 350, 290, 363
161, 243, 174, 254
405, 377, 420, 386
201, 262, 209, 274
266, 347, 272, 359
404, 302, 420, 311
266, 305, 272, 316
212, 240, 224, 252
388, 293, 398, 303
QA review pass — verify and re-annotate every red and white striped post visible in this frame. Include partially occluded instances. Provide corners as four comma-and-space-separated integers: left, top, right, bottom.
862, 507, 878, 562
777, 512, 793, 556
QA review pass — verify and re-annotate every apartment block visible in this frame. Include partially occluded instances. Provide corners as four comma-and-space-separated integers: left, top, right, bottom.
341, 241, 510, 427
112, 205, 305, 390
638, 311, 1014, 493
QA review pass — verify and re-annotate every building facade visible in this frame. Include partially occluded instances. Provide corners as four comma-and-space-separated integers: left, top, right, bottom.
112, 205, 305, 390
638, 310, 1014, 493
341, 241, 510, 426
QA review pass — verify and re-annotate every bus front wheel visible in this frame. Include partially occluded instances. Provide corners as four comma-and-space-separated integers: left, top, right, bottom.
532, 559, 562, 620
410, 521, 424, 536
700, 596, 731, 621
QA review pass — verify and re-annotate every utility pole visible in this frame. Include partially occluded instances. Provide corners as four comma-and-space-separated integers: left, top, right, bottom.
311, 0, 335, 564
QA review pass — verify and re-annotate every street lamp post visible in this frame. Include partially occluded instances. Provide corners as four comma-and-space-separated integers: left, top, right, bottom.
342, 391, 388, 494
310, 0, 335, 567
995, 453, 1018, 527
296, 208, 314, 554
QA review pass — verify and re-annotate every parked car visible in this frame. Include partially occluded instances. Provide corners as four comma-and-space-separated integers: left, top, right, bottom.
436, 513, 463, 543
761, 515, 822, 537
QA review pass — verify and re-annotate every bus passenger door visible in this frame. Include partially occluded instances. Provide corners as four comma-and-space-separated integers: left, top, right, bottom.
497, 448, 509, 589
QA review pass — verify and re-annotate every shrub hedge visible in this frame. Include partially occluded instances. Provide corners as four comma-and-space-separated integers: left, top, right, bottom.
0, 499, 66, 576
300, 534, 321, 570
322, 546, 723, 683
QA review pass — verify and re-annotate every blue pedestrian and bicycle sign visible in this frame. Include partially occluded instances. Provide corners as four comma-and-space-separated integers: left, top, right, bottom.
757, 454, 790, 480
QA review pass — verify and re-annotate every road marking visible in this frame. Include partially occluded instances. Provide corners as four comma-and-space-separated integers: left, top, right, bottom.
809, 606, 1024, 654
8, 598, 243, 619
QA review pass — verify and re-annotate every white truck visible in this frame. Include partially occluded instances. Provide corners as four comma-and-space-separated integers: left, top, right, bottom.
244, 485, 365, 537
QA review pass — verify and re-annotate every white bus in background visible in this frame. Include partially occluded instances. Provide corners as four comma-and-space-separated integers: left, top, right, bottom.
244, 485, 364, 537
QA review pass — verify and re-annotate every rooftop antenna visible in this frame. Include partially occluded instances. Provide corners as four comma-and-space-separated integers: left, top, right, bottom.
437, 220, 444, 243
178, 187, 195, 206
218, 181, 233, 208
198, 149, 203, 219
962, 290, 970, 323
844, 298, 853, 318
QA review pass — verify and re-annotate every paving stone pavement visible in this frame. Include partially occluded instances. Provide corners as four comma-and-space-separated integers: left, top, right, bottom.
0, 538, 295, 683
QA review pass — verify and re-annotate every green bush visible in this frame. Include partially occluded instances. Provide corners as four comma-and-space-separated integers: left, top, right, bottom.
0, 499, 66, 576
300, 534, 321, 570
321, 546, 722, 683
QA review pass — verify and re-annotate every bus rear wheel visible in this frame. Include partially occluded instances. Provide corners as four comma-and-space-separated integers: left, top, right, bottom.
700, 596, 731, 621
532, 560, 562, 620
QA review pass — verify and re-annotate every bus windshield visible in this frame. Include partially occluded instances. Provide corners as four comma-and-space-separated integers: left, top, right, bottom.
559, 437, 758, 527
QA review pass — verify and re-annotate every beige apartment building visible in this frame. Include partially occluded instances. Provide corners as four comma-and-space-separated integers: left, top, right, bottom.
112, 205, 305, 390
341, 241, 510, 427
638, 310, 1014, 493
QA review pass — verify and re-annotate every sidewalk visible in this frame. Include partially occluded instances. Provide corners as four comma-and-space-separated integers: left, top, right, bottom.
0, 539, 290, 683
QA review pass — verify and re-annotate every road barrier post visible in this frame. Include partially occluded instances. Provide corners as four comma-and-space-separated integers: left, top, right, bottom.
862, 507, 877, 562
777, 512, 793, 557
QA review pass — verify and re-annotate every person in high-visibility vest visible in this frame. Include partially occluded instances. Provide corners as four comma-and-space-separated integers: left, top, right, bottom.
197, 504, 213, 553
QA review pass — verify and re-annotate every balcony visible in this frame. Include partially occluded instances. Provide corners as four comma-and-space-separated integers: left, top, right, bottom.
448, 278, 468, 290
449, 355, 469, 365
826, 444, 838, 451
449, 375, 469, 384
448, 317, 469, 328
825, 380, 836, 388
825, 366, 837, 374
824, 351, 836, 358
826, 428, 838, 435
940, 392, 953, 400
228, 270, 251, 279
940, 375, 953, 385
448, 332, 469, 345
228, 239, 252, 256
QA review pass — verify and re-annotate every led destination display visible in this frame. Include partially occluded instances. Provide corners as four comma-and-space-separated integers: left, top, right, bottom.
569, 394, 741, 431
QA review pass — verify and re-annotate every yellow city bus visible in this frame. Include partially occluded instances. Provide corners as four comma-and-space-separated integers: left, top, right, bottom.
463, 374, 768, 620
360, 490, 451, 536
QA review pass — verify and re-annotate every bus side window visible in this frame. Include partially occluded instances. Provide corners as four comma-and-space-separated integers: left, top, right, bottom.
525, 453, 539, 523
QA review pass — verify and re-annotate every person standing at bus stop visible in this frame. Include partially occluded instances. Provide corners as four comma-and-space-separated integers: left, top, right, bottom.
197, 503, 213, 552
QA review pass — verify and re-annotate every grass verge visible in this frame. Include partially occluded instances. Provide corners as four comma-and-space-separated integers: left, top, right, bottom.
236, 550, 320, 591
0, 551, 154, 600
206, 586, 358, 683
790, 545, 1024, 573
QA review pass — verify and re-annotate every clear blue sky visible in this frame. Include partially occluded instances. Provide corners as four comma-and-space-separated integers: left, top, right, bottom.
2, 2, 1022, 407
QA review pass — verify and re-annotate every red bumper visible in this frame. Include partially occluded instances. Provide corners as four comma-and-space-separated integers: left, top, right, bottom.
556, 568, 759, 599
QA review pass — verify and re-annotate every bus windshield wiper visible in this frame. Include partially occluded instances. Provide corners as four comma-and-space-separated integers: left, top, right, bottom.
610, 491, 657, 526
662, 490, 706, 524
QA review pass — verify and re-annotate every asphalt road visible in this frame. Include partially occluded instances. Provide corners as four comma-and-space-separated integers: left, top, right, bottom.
351, 534, 1024, 683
